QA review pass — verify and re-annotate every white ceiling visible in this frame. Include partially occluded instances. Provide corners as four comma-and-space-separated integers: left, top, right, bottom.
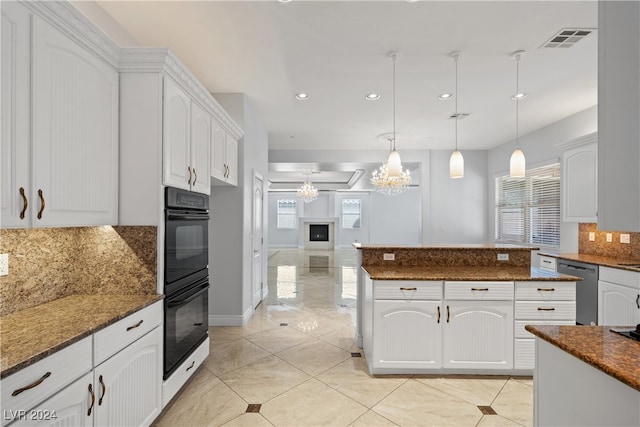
95, 0, 598, 189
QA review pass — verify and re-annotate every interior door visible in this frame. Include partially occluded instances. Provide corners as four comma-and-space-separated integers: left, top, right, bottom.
252, 174, 264, 308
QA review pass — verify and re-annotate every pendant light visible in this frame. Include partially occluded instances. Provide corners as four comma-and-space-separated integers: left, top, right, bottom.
510, 50, 527, 178
370, 52, 411, 195
449, 51, 464, 179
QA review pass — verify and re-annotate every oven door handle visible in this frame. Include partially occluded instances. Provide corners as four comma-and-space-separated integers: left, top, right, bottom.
168, 284, 209, 308
168, 214, 210, 221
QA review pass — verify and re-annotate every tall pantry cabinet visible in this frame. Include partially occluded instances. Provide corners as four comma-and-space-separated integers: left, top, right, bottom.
1, 1, 119, 229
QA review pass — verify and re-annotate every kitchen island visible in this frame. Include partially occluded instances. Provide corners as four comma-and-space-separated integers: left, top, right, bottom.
526, 325, 640, 426
356, 244, 580, 375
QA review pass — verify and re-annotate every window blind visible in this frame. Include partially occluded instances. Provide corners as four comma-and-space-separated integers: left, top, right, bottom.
495, 163, 561, 247
277, 199, 297, 229
341, 199, 362, 229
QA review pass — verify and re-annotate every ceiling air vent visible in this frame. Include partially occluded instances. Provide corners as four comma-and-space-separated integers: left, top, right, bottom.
540, 28, 594, 48
449, 112, 470, 120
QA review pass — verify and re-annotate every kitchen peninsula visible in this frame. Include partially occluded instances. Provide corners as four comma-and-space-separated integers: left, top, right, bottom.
355, 244, 581, 375
527, 325, 640, 426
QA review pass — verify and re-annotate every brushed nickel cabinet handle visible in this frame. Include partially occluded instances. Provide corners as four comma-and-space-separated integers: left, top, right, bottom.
537, 288, 556, 292
446, 305, 450, 323
88, 383, 95, 416
186, 361, 195, 372
471, 288, 489, 291
187, 166, 192, 184
98, 375, 106, 405
400, 287, 417, 291
437, 306, 441, 324
12, 372, 51, 396
537, 307, 556, 311
37, 189, 45, 219
19, 187, 28, 219
126, 319, 143, 331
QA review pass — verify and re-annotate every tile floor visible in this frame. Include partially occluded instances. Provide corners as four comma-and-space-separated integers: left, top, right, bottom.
153, 249, 533, 427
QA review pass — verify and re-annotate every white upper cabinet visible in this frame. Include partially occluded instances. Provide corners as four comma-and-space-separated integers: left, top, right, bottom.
190, 101, 212, 194
559, 135, 597, 222
598, 1, 640, 232
211, 119, 239, 187
163, 77, 192, 191
1, 1, 119, 229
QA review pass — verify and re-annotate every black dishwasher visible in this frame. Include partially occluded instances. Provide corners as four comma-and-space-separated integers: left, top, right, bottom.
557, 260, 599, 325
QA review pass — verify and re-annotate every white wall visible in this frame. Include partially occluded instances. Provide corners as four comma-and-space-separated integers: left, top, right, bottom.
488, 105, 597, 256
209, 94, 268, 325
369, 188, 422, 245
429, 150, 488, 244
70, 1, 140, 46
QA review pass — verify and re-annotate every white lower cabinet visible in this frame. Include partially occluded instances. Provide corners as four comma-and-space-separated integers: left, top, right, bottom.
2, 302, 163, 427
94, 327, 162, 427
372, 300, 442, 370
598, 266, 640, 326
514, 281, 576, 370
443, 300, 514, 370
363, 277, 576, 374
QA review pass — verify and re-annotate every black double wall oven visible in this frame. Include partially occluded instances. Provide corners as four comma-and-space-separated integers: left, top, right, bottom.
164, 187, 210, 380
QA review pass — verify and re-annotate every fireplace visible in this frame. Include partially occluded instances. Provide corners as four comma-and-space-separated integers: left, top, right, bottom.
310, 224, 329, 242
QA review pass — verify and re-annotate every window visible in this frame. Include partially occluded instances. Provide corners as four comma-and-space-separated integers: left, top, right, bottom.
342, 199, 362, 229
277, 199, 297, 229
495, 163, 560, 247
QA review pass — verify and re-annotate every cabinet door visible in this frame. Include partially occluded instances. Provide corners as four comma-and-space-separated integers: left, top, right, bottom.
31, 16, 118, 227
598, 282, 640, 326
94, 327, 162, 427
225, 134, 239, 186
163, 76, 191, 191
563, 142, 597, 222
210, 119, 226, 182
189, 101, 211, 194
11, 372, 93, 427
1, 1, 31, 228
443, 301, 513, 370
372, 300, 442, 370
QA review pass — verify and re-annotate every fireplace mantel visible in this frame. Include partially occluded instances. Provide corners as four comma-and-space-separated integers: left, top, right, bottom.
298, 217, 339, 249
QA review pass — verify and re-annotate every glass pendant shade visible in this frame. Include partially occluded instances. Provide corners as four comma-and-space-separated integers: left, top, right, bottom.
386, 150, 402, 177
449, 149, 464, 179
510, 148, 526, 178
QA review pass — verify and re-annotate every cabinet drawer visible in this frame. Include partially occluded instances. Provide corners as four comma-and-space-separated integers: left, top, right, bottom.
374, 281, 442, 300
163, 337, 209, 407
539, 256, 557, 271
515, 281, 576, 301
599, 267, 640, 289
94, 301, 162, 365
444, 281, 514, 300
514, 338, 535, 370
1, 337, 92, 426
514, 320, 577, 338
515, 301, 576, 320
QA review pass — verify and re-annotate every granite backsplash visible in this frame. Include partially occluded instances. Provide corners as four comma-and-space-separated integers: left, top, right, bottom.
578, 223, 640, 260
0, 226, 157, 316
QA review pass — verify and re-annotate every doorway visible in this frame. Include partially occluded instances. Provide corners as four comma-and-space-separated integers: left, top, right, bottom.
252, 172, 265, 309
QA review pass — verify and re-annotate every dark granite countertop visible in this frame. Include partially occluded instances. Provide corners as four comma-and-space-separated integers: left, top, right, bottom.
538, 252, 640, 272
362, 266, 580, 281
525, 325, 640, 392
355, 243, 538, 250
0, 294, 164, 379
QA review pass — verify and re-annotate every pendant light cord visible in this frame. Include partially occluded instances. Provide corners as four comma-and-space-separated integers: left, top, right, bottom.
515, 56, 520, 150
455, 54, 458, 151
392, 53, 396, 152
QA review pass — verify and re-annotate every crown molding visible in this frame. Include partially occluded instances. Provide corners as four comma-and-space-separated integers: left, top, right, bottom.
554, 132, 598, 151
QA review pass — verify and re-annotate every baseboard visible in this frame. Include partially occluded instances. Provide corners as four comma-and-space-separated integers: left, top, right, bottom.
208, 306, 253, 326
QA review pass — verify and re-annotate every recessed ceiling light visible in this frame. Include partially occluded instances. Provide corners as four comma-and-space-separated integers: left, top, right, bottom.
511, 92, 528, 100
295, 93, 310, 100
278, 0, 293, 3
438, 93, 453, 100
406, 0, 420, 3
365, 93, 380, 100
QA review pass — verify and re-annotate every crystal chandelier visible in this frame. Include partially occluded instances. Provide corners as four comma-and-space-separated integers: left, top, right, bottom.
371, 52, 411, 195
297, 173, 318, 203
